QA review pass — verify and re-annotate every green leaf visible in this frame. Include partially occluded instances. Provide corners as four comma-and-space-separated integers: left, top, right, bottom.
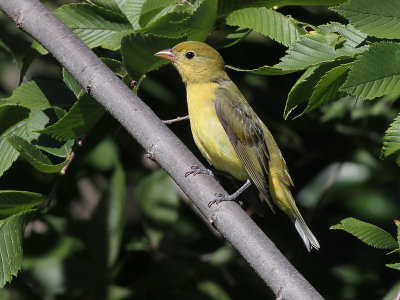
0, 111, 48, 177
211, 27, 250, 49
341, 42, 400, 100
285, 65, 329, 119
381, 113, 400, 165
276, 22, 367, 71
331, 0, 400, 39
35, 138, 74, 158
0, 39, 14, 61
226, 7, 306, 47
331, 217, 398, 249
101, 58, 127, 78
226, 64, 296, 75
141, 0, 217, 41
386, 263, 400, 271
55, 3, 133, 50
39, 94, 105, 141
0, 191, 46, 218
139, 0, 180, 27
121, 33, 184, 79
0, 209, 37, 288
136, 170, 179, 223
1, 79, 76, 110
217, 0, 346, 17
117, 0, 146, 30
19, 41, 48, 83
107, 162, 125, 267
62, 69, 83, 97
0, 106, 29, 135
86, 137, 119, 171
7, 136, 70, 174
86, 0, 122, 13
302, 62, 351, 114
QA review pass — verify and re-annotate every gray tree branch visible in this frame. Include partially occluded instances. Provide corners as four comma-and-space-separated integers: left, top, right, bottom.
0, 1, 324, 299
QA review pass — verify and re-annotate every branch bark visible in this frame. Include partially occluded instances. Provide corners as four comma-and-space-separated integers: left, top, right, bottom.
0, 1, 324, 299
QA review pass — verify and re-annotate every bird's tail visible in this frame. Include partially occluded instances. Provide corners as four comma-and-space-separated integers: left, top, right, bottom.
279, 181, 320, 252
293, 214, 320, 252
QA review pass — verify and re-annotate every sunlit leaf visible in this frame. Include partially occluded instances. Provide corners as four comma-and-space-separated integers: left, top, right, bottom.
341, 42, 400, 100
141, 0, 217, 41
386, 263, 400, 271
226, 7, 306, 47
117, 0, 146, 30
55, 3, 133, 50
331, 0, 400, 39
276, 22, 367, 71
331, 217, 398, 249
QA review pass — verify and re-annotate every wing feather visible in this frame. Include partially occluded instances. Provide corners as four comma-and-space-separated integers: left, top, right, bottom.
214, 82, 273, 210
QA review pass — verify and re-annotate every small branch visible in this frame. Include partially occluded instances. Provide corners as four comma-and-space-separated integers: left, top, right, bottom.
162, 115, 190, 124
394, 284, 400, 300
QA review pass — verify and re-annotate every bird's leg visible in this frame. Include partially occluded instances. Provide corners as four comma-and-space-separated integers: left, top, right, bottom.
163, 115, 190, 124
185, 165, 214, 177
208, 179, 252, 208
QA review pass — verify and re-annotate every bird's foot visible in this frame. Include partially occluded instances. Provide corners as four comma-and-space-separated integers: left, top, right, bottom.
208, 179, 251, 208
185, 165, 214, 177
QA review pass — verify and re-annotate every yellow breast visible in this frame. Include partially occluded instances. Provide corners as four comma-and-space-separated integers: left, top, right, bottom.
186, 83, 247, 181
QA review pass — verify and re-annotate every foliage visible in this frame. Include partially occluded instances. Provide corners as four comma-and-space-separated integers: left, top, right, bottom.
331, 218, 400, 271
0, 0, 400, 299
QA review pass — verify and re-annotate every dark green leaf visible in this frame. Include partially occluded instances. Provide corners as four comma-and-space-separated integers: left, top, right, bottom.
0, 209, 37, 288
1, 79, 76, 110
0, 111, 48, 177
7, 136, 70, 174
302, 62, 351, 114
382, 113, 400, 165
341, 42, 400, 100
35, 138, 74, 158
121, 33, 184, 79
331, 0, 400, 39
19, 41, 48, 83
39, 94, 105, 141
139, 0, 180, 27
0, 106, 29, 135
331, 217, 398, 249
101, 58, 127, 78
226, 7, 307, 47
0, 191, 45, 218
63, 69, 83, 97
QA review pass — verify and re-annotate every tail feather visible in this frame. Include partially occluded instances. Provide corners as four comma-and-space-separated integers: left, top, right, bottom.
294, 216, 320, 252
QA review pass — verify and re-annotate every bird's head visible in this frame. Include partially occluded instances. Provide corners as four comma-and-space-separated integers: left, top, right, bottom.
155, 41, 228, 84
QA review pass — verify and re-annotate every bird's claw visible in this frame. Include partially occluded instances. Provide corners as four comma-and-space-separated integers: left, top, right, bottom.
208, 193, 230, 208
185, 165, 214, 177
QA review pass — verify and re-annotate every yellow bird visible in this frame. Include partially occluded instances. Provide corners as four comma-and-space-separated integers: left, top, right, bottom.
155, 41, 319, 251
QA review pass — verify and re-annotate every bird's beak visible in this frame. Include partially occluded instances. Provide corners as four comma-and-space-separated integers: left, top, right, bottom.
154, 49, 177, 63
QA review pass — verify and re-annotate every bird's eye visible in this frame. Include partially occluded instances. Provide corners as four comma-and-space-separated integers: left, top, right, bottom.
185, 51, 195, 59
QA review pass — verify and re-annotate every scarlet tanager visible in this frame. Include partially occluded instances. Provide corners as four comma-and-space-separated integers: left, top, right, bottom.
155, 41, 319, 251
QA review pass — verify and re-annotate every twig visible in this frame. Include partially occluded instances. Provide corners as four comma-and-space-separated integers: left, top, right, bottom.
162, 115, 190, 124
